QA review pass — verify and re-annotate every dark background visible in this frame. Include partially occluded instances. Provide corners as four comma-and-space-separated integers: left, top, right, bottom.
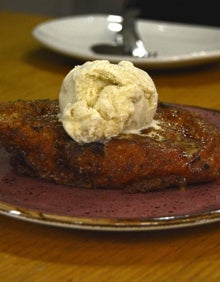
124, 0, 220, 27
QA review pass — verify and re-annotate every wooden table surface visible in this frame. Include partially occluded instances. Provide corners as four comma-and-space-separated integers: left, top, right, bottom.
0, 12, 220, 282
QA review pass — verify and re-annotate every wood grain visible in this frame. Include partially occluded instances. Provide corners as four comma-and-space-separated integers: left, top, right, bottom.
0, 12, 220, 282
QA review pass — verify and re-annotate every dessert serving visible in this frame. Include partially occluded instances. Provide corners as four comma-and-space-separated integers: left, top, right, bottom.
0, 60, 219, 192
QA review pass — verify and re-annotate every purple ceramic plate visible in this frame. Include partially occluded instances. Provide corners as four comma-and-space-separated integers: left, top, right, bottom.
0, 105, 220, 231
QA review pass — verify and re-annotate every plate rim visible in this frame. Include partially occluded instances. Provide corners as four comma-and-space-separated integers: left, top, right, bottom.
1, 200, 220, 231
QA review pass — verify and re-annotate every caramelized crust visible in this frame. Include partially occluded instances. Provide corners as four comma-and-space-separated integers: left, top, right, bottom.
0, 100, 219, 192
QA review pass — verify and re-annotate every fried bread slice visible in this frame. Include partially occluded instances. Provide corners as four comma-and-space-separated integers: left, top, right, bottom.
0, 100, 219, 192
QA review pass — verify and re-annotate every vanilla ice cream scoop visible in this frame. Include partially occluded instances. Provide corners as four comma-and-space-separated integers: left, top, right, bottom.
59, 60, 158, 143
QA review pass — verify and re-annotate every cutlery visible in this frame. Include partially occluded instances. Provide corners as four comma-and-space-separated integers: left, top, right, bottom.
91, 9, 157, 58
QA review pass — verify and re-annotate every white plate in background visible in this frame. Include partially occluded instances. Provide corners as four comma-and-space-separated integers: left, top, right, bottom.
33, 14, 220, 69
